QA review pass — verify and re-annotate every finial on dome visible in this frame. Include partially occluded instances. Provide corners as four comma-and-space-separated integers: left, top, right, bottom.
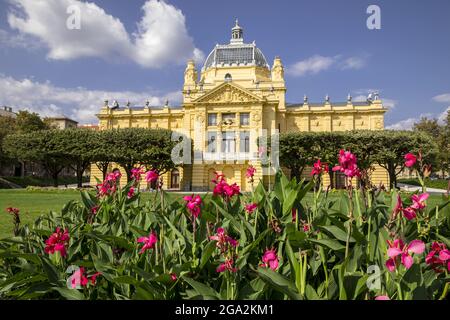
230, 19, 243, 44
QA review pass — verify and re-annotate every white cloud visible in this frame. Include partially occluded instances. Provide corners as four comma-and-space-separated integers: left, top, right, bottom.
6, 0, 203, 68
432, 93, 450, 103
287, 55, 337, 77
287, 54, 367, 77
352, 89, 397, 109
340, 56, 366, 70
386, 107, 449, 130
0, 75, 181, 123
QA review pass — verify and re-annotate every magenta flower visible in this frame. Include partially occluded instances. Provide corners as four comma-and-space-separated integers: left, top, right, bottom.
131, 167, 144, 182
89, 272, 102, 285
170, 273, 177, 281
71, 267, 89, 289
392, 195, 403, 219
183, 194, 202, 218
310, 159, 329, 176
332, 150, 360, 178
245, 203, 258, 214
260, 249, 279, 271
127, 186, 135, 199
216, 258, 237, 273
210, 227, 238, 252
145, 170, 159, 184
402, 207, 417, 220
375, 295, 390, 300
410, 193, 429, 210
44, 227, 70, 258
212, 172, 240, 199
386, 239, 425, 271
404, 153, 417, 168
426, 242, 450, 273
137, 231, 158, 254
246, 165, 256, 179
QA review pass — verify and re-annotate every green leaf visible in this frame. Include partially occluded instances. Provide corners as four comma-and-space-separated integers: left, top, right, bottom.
319, 225, 356, 243
309, 238, 346, 251
256, 267, 302, 300
182, 277, 220, 300
53, 287, 85, 300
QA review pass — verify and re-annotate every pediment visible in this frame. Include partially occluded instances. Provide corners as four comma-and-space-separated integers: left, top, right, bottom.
194, 82, 264, 104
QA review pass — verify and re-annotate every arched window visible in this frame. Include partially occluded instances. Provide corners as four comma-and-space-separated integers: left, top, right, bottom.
225, 73, 232, 82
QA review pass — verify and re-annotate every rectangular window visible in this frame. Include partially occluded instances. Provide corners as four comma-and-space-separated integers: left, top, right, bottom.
208, 113, 217, 126
221, 131, 236, 153
240, 113, 250, 126
240, 131, 250, 153
207, 131, 217, 153
222, 113, 235, 124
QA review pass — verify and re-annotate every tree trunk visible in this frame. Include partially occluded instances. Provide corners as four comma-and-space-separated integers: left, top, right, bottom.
76, 164, 83, 188
388, 165, 397, 190
52, 171, 59, 187
290, 166, 301, 182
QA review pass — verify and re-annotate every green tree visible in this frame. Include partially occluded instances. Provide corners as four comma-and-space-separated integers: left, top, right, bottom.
15, 111, 49, 133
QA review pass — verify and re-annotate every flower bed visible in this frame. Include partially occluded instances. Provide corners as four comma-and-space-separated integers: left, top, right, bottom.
0, 152, 449, 300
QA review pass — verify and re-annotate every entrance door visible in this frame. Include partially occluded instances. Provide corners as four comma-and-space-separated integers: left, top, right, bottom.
170, 169, 180, 189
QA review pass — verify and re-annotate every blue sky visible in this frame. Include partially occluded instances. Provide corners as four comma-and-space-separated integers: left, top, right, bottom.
0, 0, 449, 126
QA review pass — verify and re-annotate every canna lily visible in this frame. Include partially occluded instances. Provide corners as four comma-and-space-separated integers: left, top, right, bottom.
310, 159, 329, 176
44, 227, 70, 258
392, 195, 403, 219
131, 167, 144, 182
216, 258, 237, 273
183, 194, 202, 218
410, 193, 429, 210
145, 170, 159, 184
245, 203, 258, 214
402, 207, 417, 221
386, 239, 425, 271
260, 249, 279, 271
71, 267, 89, 289
137, 231, 158, 254
127, 186, 135, 199
246, 165, 256, 179
210, 227, 238, 252
332, 150, 360, 178
426, 242, 450, 273
404, 153, 417, 168
375, 295, 390, 300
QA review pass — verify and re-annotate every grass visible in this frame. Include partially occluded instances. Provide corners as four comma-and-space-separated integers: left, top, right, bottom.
0, 188, 447, 239
1, 176, 89, 188
398, 178, 449, 190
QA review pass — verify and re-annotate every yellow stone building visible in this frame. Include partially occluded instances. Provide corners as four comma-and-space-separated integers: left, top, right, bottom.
91, 21, 389, 191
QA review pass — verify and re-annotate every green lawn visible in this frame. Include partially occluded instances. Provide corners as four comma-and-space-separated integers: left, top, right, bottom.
0, 189, 446, 239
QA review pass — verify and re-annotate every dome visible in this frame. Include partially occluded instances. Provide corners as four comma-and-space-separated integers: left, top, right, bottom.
202, 20, 269, 71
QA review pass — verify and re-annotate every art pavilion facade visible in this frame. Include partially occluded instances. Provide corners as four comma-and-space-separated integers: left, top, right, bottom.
91, 21, 389, 191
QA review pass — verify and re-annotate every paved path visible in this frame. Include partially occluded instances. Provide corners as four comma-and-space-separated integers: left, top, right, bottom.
397, 183, 448, 194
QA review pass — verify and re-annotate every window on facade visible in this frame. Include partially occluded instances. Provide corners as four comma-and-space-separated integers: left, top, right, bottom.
240, 113, 250, 126
207, 131, 217, 153
221, 131, 236, 153
208, 113, 217, 126
240, 131, 250, 153
222, 113, 235, 125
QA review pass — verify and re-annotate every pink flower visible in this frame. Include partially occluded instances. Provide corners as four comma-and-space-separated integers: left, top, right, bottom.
246, 165, 256, 179
402, 207, 417, 220
170, 273, 177, 281
375, 295, 390, 300
386, 239, 425, 271
210, 227, 238, 252
91, 206, 99, 215
145, 170, 159, 184
392, 195, 403, 219
404, 153, 417, 168
332, 150, 360, 178
89, 272, 102, 285
260, 249, 279, 271
127, 186, 135, 199
245, 203, 257, 214
216, 258, 237, 273
71, 267, 89, 289
44, 227, 70, 258
183, 194, 202, 218
410, 193, 429, 210
6, 207, 19, 216
292, 208, 297, 222
137, 231, 158, 254
212, 173, 240, 199
426, 242, 450, 273
131, 167, 144, 182
310, 159, 329, 176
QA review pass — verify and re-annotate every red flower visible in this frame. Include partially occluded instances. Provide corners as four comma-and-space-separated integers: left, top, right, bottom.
137, 231, 158, 254
404, 153, 417, 168
183, 194, 202, 218
212, 172, 240, 199
426, 242, 450, 273
386, 239, 425, 272
310, 159, 328, 176
170, 273, 177, 281
210, 227, 238, 253
89, 272, 102, 285
131, 167, 144, 182
71, 267, 89, 289
260, 249, 279, 271
216, 258, 237, 273
332, 150, 360, 178
410, 193, 429, 210
245, 203, 257, 214
246, 165, 256, 179
44, 227, 70, 258
127, 186, 135, 199
145, 170, 159, 184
